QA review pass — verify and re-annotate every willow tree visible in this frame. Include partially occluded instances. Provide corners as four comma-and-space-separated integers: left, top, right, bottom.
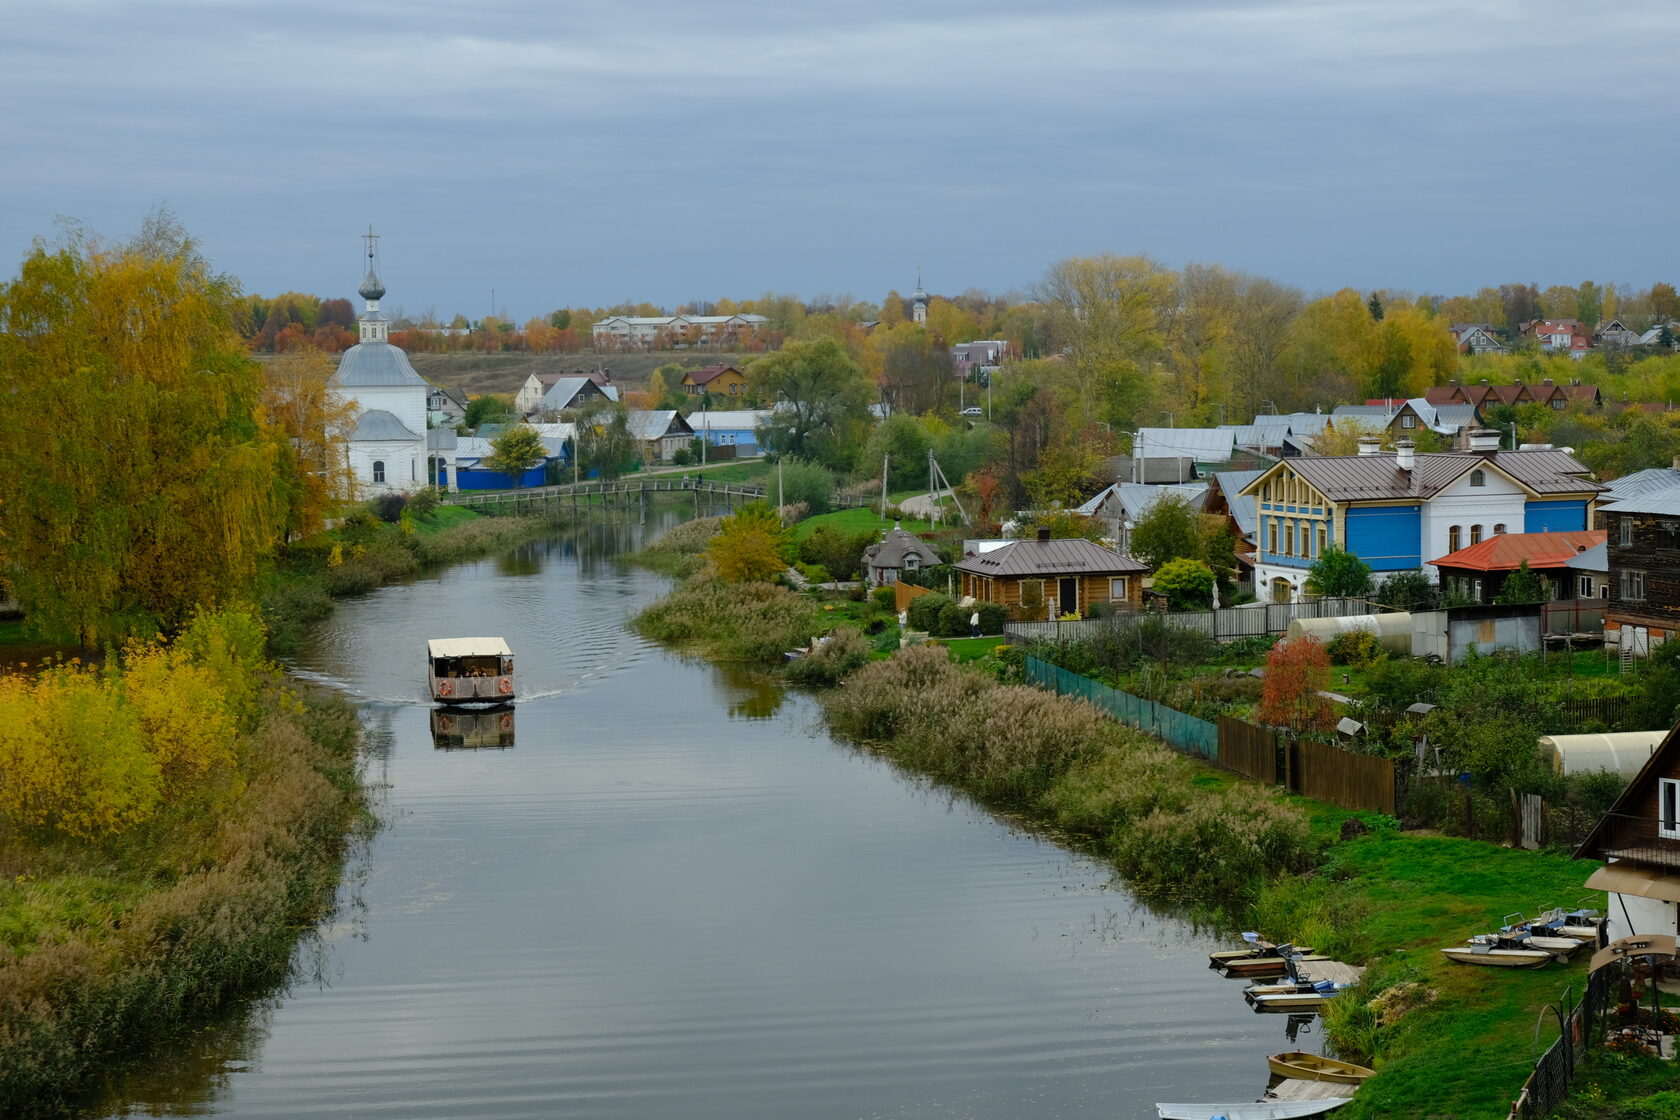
0, 215, 290, 645
263, 349, 357, 538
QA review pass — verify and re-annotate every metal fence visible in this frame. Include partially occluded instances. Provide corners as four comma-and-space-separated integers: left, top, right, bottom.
1004, 597, 1384, 645
1510, 967, 1611, 1120
1024, 656, 1217, 759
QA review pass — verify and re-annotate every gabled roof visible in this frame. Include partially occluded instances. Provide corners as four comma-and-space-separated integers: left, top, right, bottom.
351, 409, 421, 441
682, 364, 746, 385
1576, 722, 1680, 861
1430, 529, 1605, 572
536, 377, 620, 411
1210, 470, 1265, 538
624, 410, 693, 441
1075, 481, 1207, 521
1603, 468, 1680, 504
954, 536, 1148, 578
1134, 427, 1235, 461
1599, 490, 1680, 517
1565, 540, 1608, 572
1242, 449, 1601, 504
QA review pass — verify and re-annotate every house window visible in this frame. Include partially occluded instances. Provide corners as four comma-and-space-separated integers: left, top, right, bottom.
1449, 525, 1461, 553
1402, 414, 1416, 428
1469, 470, 1486, 487
373, 460, 385, 484
1109, 577, 1129, 601
1472, 578, 1483, 600
1662, 779, 1680, 840
904, 555, 919, 572
1552, 398, 1566, 410
1300, 524, 1311, 556
1285, 521, 1295, 557
1494, 523, 1507, 535
1318, 525, 1327, 555
1621, 569, 1647, 602
1020, 579, 1044, 605
1578, 574, 1596, 599
1269, 522, 1279, 554
1470, 525, 1483, 546
1619, 518, 1634, 546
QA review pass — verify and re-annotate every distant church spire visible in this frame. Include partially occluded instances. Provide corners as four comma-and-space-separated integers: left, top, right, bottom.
357, 226, 389, 344
912, 267, 928, 326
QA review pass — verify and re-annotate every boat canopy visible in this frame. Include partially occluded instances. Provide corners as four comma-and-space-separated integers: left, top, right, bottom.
428, 637, 513, 660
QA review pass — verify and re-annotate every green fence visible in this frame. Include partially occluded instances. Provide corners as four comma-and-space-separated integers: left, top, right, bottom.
1024, 656, 1218, 759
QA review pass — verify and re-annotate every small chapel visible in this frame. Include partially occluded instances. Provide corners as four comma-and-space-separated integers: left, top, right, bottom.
333, 231, 452, 492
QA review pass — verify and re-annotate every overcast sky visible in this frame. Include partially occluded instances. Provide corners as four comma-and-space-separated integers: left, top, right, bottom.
4, 0, 1675, 321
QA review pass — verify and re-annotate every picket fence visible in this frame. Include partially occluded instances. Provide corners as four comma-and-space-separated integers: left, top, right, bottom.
1005, 597, 1382, 645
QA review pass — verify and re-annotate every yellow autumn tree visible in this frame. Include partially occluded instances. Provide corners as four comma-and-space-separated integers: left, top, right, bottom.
706, 503, 791, 583
263, 349, 357, 538
0, 214, 291, 645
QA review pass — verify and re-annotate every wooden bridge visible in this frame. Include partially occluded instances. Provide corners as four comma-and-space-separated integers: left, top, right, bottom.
440, 476, 872, 516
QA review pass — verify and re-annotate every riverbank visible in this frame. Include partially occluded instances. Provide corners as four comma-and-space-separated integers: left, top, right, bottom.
0, 610, 368, 1115
261, 501, 551, 655
626, 533, 1664, 1119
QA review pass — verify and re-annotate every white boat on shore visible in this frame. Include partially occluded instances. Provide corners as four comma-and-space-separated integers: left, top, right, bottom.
1157, 1097, 1347, 1119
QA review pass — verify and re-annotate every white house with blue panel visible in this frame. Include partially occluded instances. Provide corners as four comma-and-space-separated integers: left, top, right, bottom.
1240, 430, 1602, 602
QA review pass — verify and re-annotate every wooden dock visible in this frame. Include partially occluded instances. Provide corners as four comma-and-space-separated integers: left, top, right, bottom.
1269, 1078, 1358, 1102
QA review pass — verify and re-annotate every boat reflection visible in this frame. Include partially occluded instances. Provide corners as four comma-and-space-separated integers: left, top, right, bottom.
431, 704, 515, 750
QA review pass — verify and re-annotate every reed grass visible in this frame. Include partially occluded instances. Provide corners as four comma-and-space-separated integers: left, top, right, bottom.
0, 687, 365, 1114
633, 576, 818, 664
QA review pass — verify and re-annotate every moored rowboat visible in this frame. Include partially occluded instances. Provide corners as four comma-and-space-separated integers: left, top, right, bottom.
1440, 945, 1552, 968
1266, 1051, 1375, 1084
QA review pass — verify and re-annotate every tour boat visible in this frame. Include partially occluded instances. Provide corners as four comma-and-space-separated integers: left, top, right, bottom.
427, 637, 515, 705
1265, 1052, 1376, 1084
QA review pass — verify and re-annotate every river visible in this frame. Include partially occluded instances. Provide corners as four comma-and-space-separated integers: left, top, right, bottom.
88, 512, 1316, 1119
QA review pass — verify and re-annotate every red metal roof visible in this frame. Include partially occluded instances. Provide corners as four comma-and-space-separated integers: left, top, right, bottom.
1430, 529, 1605, 572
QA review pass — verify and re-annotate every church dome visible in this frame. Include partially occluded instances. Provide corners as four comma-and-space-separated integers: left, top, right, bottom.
359, 266, 386, 302
335, 340, 426, 387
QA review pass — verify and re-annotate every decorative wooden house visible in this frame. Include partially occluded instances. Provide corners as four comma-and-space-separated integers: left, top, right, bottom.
863, 525, 942, 587
1576, 723, 1680, 937
954, 529, 1148, 619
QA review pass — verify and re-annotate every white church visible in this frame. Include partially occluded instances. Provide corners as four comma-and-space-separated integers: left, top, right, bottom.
333, 233, 456, 493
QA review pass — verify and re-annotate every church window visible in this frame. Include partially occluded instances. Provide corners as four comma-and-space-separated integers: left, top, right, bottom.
373, 460, 386, 484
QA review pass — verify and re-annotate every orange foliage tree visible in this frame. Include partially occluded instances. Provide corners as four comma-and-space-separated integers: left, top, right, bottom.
1258, 636, 1336, 734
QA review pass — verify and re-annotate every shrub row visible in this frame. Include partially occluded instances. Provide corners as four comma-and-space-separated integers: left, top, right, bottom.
823, 645, 1315, 898
633, 576, 819, 663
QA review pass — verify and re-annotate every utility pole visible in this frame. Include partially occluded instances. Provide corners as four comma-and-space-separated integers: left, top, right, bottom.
881, 453, 889, 521
777, 457, 785, 523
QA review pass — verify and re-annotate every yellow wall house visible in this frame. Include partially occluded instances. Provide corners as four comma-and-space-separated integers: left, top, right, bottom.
679, 364, 748, 397
955, 530, 1149, 619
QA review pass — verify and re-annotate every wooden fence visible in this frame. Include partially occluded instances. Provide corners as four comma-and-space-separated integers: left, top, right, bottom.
1217, 717, 1278, 785
1291, 738, 1397, 815
1025, 658, 1396, 814
443, 475, 875, 516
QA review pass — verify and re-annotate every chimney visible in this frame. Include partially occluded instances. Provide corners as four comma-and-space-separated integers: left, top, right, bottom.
1356, 436, 1382, 457
1468, 428, 1501, 454
1542, 378, 1554, 387
1480, 378, 1490, 386
1037, 527, 1052, 542
1448, 378, 1459, 387
1671, 454, 1680, 473
1396, 440, 1415, 472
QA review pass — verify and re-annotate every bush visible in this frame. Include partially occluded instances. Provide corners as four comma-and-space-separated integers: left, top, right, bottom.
1325, 628, 1386, 668
672, 447, 692, 466
785, 627, 871, 687
872, 585, 897, 611
777, 458, 836, 516
801, 525, 877, 583
370, 492, 408, 524
405, 487, 441, 520
976, 601, 1008, 636
633, 576, 817, 664
908, 592, 951, 633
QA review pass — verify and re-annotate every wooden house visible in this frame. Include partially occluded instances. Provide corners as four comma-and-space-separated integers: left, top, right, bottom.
863, 525, 942, 587
1430, 529, 1605, 604
1600, 488, 1680, 650
1576, 722, 1680, 937
679, 364, 749, 398
954, 530, 1148, 619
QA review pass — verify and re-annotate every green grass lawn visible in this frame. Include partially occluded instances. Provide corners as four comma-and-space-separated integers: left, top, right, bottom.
791, 507, 937, 542
409, 505, 481, 535
935, 636, 1008, 662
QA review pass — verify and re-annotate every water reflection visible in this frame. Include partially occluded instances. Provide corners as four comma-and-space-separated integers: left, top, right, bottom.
712, 662, 787, 720
430, 704, 515, 750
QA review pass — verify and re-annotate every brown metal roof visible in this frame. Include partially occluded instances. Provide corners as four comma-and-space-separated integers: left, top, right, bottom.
954, 537, 1149, 578
1246, 449, 1601, 503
